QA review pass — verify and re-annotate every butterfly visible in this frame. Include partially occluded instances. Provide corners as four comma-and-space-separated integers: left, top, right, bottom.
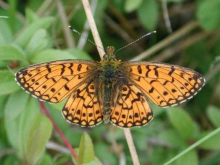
15, 46, 205, 128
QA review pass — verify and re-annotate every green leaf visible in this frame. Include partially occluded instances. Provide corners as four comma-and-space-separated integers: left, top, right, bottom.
197, 0, 220, 30
78, 132, 95, 164
18, 98, 40, 158
26, 8, 39, 24
0, 45, 26, 61
0, 20, 13, 44
5, 90, 29, 120
67, 48, 93, 60
124, 0, 143, 13
175, 150, 198, 165
31, 49, 76, 63
198, 132, 220, 150
15, 17, 54, 48
24, 114, 52, 165
4, 90, 29, 149
0, 70, 20, 95
158, 129, 185, 147
137, 0, 158, 30
207, 105, 220, 127
25, 29, 49, 57
167, 107, 195, 140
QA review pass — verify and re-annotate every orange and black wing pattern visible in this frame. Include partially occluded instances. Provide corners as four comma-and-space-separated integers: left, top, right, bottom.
110, 83, 153, 128
15, 60, 95, 103
62, 80, 103, 127
127, 62, 205, 107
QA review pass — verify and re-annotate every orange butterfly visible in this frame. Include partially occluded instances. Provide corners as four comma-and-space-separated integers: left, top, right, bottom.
15, 46, 205, 128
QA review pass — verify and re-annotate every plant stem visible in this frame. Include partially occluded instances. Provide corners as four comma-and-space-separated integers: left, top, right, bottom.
80, 1, 140, 164
164, 127, 220, 165
124, 129, 140, 165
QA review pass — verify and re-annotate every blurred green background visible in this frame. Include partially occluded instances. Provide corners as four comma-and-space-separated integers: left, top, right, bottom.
0, 0, 220, 165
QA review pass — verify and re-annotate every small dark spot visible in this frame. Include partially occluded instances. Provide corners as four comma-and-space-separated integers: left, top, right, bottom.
141, 112, 144, 115
76, 110, 81, 114
188, 78, 192, 81
123, 87, 127, 91
51, 88, 55, 92
180, 86, 184, 90
28, 73, 32, 76
129, 115, 132, 119
134, 113, 139, 117
90, 85, 94, 89
185, 83, 189, 86
35, 82, 39, 85
157, 96, 160, 99
149, 87, 154, 93
42, 85, 47, 89
83, 113, 86, 117
115, 111, 119, 115
31, 79, 35, 82
77, 64, 82, 71
89, 113, 93, 117
96, 110, 100, 114
137, 65, 142, 74
171, 89, 177, 93
64, 84, 70, 91
58, 92, 61, 95
122, 114, 126, 118
163, 91, 168, 96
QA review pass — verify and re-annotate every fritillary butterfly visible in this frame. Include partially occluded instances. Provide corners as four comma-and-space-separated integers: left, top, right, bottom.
15, 46, 205, 128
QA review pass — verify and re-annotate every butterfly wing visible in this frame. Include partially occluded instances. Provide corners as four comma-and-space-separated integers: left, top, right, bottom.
15, 60, 96, 103
62, 80, 103, 127
110, 83, 153, 128
127, 62, 205, 107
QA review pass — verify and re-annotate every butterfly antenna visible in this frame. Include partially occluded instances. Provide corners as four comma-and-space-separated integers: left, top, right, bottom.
68, 26, 105, 52
115, 31, 157, 55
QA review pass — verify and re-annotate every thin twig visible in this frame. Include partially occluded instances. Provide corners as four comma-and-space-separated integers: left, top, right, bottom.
77, 0, 98, 50
80, 1, 140, 164
124, 129, 140, 165
131, 21, 199, 61
37, 0, 53, 16
56, 0, 75, 48
81, 0, 104, 58
110, 127, 126, 165
39, 101, 78, 159
162, 0, 173, 33
46, 141, 70, 154
151, 31, 212, 62
103, 14, 143, 53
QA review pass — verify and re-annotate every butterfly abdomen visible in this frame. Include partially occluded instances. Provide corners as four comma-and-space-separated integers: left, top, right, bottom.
99, 61, 124, 123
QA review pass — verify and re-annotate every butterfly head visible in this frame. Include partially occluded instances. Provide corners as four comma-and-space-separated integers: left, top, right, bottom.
103, 46, 116, 61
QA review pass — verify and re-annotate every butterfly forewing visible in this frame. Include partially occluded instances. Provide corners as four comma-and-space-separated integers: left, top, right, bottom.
127, 62, 205, 107
110, 83, 153, 128
62, 80, 103, 127
16, 60, 96, 103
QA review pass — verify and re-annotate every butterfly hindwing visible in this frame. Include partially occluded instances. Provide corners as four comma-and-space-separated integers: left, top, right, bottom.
127, 62, 205, 107
16, 60, 95, 103
110, 83, 153, 128
62, 80, 103, 127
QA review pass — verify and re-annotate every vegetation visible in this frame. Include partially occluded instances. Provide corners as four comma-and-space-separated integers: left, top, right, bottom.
0, 0, 220, 165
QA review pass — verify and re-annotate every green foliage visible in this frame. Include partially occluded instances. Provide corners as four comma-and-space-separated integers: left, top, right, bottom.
197, 0, 220, 30
137, 0, 159, 30
167, 107, 196, 140
78, 133, 95, 164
